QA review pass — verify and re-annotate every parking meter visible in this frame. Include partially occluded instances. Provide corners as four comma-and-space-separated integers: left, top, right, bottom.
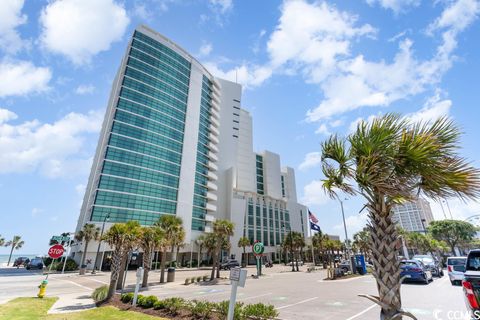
132, 267, 144, 306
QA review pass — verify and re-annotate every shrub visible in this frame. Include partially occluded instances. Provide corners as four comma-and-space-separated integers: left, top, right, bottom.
136, 295, 146, 306
196, 276, 202, 282
137, 295, 157, 308
216, 300, 244, 320
163, 297, 186, 315
91, 285, 108, 303
153, 300, 167, 310
189, 300, 214, 319
243, 303, 278, 320
185, 278, 190, 285
121, 292, 134, 303
53, 258, 78, 271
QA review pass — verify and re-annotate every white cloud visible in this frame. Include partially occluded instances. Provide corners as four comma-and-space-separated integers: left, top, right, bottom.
366, 0, 420, 13
315, 123, 331, 136
0, 109, 103, 178
299, 152, 322, 171
334, 212, 368, 236
430, 198, 480, 221
301, 180, 332, 206
31, 207, 44, 217
75, 184, 86, 196
209, 0, 233, 14
0, 61, 51, 97
427, 0, 480, 34
39, 0, 130, 65
75, 84, 95, 95
0, 0, 28, 54
198, 42, 213, 57
204, 62, 273, 89
407, 91, 452, 123
0, 108, 18, 124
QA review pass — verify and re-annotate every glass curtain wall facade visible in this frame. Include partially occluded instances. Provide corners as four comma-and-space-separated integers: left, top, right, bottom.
90, 30, 191, 225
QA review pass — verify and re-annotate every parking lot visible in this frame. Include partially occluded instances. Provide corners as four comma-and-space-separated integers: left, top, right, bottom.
0, 265, 468, 319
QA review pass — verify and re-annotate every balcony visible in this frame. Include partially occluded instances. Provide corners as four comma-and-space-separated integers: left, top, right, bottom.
208, 151, 218, 162
211, 97, 220, 111
205, 214, 215, 222
207, 161, 218, 171
206, 192, 218, 201
212, 90, 221, 104
213, 79, 221, 90
209, 132, 219, 144
206, 202, 217, 212
207, 171, 218, 180
207, 181, 218, 191
210, 107, 220, 120
210, 116, 220, 128
204, 225, 212, 233
210, 125, 219, 136
209, 142, 218, 153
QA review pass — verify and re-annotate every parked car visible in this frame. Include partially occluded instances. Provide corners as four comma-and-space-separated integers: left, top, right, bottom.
26, 258, 44, 270
220, 259, 239, 270
13, 257, 30, 268
338, 260, 373, 273
461, 250, 480, 315
400, 259, 433, 284
447, 256, 467, 285
412, 255, 444, 277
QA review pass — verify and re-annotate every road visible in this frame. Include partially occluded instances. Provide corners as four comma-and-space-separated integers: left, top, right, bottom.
0, 265, 468, 319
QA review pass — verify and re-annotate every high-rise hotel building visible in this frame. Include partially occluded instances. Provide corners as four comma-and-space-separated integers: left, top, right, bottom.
392, 198, 434, 233
74, 25, 308, 265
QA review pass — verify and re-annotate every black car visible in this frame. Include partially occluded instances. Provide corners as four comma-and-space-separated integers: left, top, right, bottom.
26, 258, 44, 270
13, 257, 30, 268
412, 255, 444, 277
220, 260, 240, 270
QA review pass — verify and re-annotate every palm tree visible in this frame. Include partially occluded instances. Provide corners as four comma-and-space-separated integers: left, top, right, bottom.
204, 232, 217, 267
154, 215, 183, 283
102, 221, 141, 300
0, 234, 5, 246
237, 236, 250, 267
172, 228, 186, 266
353, 228, 371, 259
5, 236, 24, 266
195, 235, 206, 268
210, 219, 235, 280
292, 232, 305, 271
320, 114, 480, 319
138, 226, 164, 287
75, 224, 100, 271
283, 232, 296, 271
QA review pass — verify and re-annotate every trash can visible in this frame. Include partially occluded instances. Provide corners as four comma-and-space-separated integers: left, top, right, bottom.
167, 267, 175, 282
79, 264, 87, 275
355, 255, 367, 275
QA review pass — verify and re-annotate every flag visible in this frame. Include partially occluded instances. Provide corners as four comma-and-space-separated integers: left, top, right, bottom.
308, 210, 319, 224
310, 221, 321, 232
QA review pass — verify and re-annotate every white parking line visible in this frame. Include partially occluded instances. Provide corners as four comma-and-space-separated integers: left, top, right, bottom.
345, 304, 377, 320
237, 292, 272, 301
277, 297, 319, 310
83, 277, 108, 285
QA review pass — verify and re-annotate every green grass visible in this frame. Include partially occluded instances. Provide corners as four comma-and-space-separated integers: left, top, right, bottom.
0, 297, 166, 320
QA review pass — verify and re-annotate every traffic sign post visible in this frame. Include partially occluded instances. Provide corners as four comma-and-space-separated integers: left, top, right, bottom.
46, 245, 65, 280
227, 267, 247, 320
252, 242, 264, 277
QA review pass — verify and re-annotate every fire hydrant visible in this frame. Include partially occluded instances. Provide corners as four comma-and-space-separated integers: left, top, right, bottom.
37, 280, 48, 298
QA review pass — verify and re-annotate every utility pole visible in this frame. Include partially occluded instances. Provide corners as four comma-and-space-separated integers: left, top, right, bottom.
92, 213, 110, 274
337, 195, 353, 273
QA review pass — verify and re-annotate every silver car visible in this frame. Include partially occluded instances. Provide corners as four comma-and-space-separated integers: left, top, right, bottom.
447, 256, 466, 285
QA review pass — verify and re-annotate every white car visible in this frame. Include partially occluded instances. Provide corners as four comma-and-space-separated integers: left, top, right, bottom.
447, 256, 466, 285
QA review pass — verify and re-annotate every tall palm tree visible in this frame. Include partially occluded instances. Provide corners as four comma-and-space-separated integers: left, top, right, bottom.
353, 228, 371, 259
237, 236, 250, 267
293, 232, 305, 271
320, 114, 480, 319
5, 236, 24, 266
75, 223, 100, 271
139, 226, 164, 287
172, 228, 186, 266
195, 234, 206, 268
204, 232, 217, 267
154, 215, 183, 283
283, 232, 296, 272
210, 219, 235, 280
0, 234, 5, 246
102, 221, 141, 300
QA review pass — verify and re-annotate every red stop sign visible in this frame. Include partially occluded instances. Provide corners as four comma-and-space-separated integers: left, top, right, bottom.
48, 244, 64, 259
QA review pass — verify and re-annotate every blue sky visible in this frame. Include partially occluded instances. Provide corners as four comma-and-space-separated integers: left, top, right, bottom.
1, 0, 480, 255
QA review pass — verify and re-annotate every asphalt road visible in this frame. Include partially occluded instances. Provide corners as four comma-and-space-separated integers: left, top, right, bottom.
0, 266, 468, 319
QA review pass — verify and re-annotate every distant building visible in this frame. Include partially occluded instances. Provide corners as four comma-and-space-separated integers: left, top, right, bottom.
327, 235, 340, 241
73, 25, 307, 267
392, 198, 434, 232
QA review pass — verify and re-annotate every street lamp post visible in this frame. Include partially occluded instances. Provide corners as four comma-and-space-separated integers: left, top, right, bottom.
337, 196, 353, 273
92, 213, 110, 274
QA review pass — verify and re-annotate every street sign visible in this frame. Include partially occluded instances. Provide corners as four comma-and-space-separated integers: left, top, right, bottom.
229, 267, 241, 282
227, 267, 247, 320
252, 242, 264, 256
51, 235, 70, 243
48, 244, 64, 259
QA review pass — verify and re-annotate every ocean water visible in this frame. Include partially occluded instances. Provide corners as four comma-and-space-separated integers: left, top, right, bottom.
0, 254, 37, 264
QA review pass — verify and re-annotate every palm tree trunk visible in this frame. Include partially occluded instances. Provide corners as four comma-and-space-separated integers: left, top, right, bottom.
160, 250, 167, 283
198, 247, 202, 268
170, 245, 175, 266
216, 250, 221, 278
290, 248, 295, 272
242, 247, 246, 267
107, 250, 122, 300
7, 244, 14, 266
368, 205, 403, 319
142, 249, 151, 288
116, 255, 127, 290
210, 247, 219, 280
80, 240, 89, 268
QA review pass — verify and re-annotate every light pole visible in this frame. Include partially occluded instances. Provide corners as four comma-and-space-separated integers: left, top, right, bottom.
336, 195, 353, 273
92, 213, 110, 274
420, 218, 427, 234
